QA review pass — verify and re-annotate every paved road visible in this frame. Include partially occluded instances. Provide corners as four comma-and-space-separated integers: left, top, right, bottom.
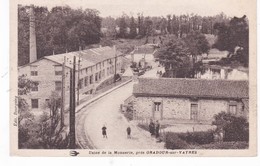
76, 81, 164, 149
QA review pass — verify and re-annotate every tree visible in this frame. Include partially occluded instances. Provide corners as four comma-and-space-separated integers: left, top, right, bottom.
18, 5, 102, 66
18, 75, 35, 148
184, 31, 210, 61
155, 37, 191, 78
129, 16, 137, 39
213, 15, 249, 66
18, 5, 30, 66
212, 112, 249, 142
118, 15, 128, 38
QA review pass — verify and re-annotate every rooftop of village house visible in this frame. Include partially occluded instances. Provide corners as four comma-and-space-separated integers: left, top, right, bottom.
133, 78, 249, 99
18, 46, 123, 70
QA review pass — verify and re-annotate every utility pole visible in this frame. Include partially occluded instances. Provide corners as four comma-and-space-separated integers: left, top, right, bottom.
114, 46, 117, 83
77, 58, 80, 106
69, 56, 76, 149
60, 56, 65, 129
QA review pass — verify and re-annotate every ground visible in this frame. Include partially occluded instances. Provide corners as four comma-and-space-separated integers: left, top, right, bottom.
77, 81, 164, 149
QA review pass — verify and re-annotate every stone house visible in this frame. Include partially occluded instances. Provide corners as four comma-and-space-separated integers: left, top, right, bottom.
132, 78, 249, 123
18, 46, 123, 112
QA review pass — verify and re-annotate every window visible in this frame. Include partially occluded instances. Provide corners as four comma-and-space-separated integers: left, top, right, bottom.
102, 69, 105, 77
99, 71, 102, 79
54, 65, 62, 75
89, 75, 93, 84
79, 79, 83, 89
154, 102, 161, 112
55, 81, 62, 91
31, 82, 39, 91
190, 103, 198, 120
30, 66, 38, 76
84, 76, 88, 86
102, 61, 104, 67
85, 68, 88, 74
95, 73, 98, 81
96, 64, 98, 70
31, 99, 39, 109
107, 67, 110, 75
100, 63, 102, 70
229, 105, 237, 115
45, 99, 50, 103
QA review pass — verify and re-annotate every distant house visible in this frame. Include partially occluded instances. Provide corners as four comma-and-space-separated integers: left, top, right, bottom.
19, 46, 123, 112
132, 78, 249, 123
129, 45, 157, 68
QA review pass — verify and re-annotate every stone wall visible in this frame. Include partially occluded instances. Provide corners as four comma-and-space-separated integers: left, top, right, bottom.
133, 96, 246, 123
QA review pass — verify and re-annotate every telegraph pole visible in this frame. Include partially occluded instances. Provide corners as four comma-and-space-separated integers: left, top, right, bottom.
114, 46, 117, 83
69, 56, 76, 149
77, 58, 80, 106
60, 56, 65, 129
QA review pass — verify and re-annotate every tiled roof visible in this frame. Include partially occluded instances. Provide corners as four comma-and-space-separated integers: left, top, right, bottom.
44, 46, 123, 69
133, 78, 249, 99
44, 52, 95, 70
80, 46, 123, 63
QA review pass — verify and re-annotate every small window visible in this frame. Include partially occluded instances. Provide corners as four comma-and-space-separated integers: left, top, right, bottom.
95, 73, 98, 81
84, 76, 88, 86
54, 65, 62, 75
154, 102, 161, 111
31, 82, 39, 91
85, 68, 88, 74
107, 67, 110, 75
79, 79, 83, 89
89, 75, 93, 84
229, 105, 237, 115
30, 66, 38, 76
55, 81, 62, 91
31, 99, 39, 109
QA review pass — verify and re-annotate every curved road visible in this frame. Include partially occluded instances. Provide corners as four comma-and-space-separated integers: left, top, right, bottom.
76, 81, 164, 149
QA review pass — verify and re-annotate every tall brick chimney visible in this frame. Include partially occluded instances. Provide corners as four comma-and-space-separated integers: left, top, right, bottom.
29, 5, 37, 63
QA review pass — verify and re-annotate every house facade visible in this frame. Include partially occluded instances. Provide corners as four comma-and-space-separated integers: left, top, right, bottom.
18, 46, 123, 112
132, 78, 249, 123
129, 45, 157, 68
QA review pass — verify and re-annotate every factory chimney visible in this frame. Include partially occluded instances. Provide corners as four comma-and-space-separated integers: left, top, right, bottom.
29, 5, 37, 63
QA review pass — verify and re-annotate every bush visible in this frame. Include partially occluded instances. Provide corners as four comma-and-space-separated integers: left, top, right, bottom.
178, 130, 214, 145
196, 141, 248, 149
164, 132, 189, 149
212, 112, 249, 142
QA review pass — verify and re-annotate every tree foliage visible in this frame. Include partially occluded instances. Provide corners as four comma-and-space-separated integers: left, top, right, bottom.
213, 15, 249, 66
18, 5, 102, 66
212, 112, 249, 142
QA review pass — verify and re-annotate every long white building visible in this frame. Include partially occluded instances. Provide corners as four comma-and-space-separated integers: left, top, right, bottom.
19, 46, 123, 112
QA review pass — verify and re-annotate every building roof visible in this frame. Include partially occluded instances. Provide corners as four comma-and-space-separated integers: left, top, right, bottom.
19, 46, 123, 70
44, 52, 95, 70
133, 78, 249, 99
80, 46, 122, 63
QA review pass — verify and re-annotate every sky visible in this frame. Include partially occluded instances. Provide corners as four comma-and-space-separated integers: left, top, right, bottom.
16, 0, 254, 18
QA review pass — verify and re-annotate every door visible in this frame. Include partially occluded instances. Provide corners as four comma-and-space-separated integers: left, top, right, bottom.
190, 104, 198, 120
153, 102, 162, 120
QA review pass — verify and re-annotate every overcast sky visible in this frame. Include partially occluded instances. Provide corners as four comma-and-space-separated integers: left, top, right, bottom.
18, 0, 252, 18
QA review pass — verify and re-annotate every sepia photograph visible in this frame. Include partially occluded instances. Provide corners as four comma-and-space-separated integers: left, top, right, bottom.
10, 0, 257, 156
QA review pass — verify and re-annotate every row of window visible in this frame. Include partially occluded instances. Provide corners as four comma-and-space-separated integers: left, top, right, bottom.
31, 81, 62, 92
153, 102, 238, 115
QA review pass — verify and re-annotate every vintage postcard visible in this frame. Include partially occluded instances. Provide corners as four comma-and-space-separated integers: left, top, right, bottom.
10, 0, 257, 156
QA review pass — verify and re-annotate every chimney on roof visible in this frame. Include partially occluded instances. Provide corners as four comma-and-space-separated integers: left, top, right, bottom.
29, 5, 37, 63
